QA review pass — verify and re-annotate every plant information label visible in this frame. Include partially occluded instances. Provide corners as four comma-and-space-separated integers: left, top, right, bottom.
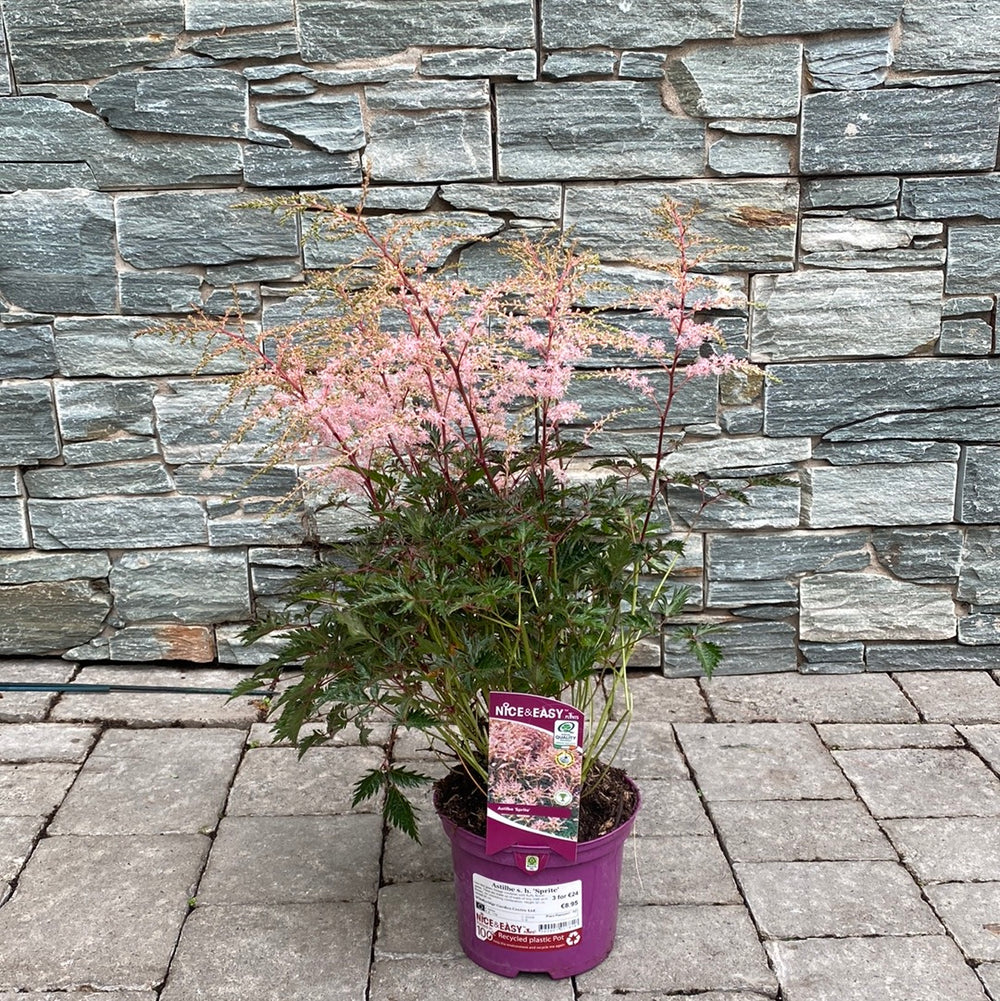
486, 692, 584, 861
472, 873, 583, 951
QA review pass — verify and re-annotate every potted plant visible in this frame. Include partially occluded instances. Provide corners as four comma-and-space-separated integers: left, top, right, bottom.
182, 196, 757, 977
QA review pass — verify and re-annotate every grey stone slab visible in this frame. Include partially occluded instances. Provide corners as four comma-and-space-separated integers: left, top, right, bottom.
675, 723, 854, 801
257, 95, 364, 153
187, 0, 293, 29
620, 835, 740, 905
802, 85, 1000, 175
868, 643, 1000, 673
925, 883, 1000, 962
0, 815, 44, 880
707, 531, 869, 581
0, 498, 28, 548
23, 462, 173, 499
0, 660, 75, 723
816, 441, 962, 468
668, 42, 801, 118
119, 271, 202, 315
961, 446, 1000, 523
3, 0, 182, 83
54, 378, 156, 441
187, 27, 299, 60
800, 217, 942, 253
226, 745, 384, 816
49, 666, 260, 727
206, 497, 308, 546
297, 0, 534, 61
543, 49, 617, 78
768, 936, 990, 1001
565, 178, 798, 272
575, 904, 777, 995
800, 571, 956, 641
0, 724, 98, 764
109, 549, 250, 624
440, 182, 562, 220
736, 860, 940, 939
960, 530, 1000, 605
0, 581, 111, 656
0, 552, 109, 586
198, 814, 382, 903
0, 833, 208, 991
710, 799, 895, 862
53, 317, 243, 377
739, 0, 900, 34
903, 174, 1000, 220
883, 817, 1000, 883
29, 496, 208, 550
806, 34, 893, 90
871, 528, 963, 584
632, 779, 714, 837
90, 69, 246, 138
243, 146, 361, 187
833, 748, 1000, 818
376, 881, 461, 957
663, 621, 798, 678
160, 903, 373, 1001
0, 325, 56, 378
949, 225, 1000, 294
750, 269, 941, 363
496, 81, 704, 181
960, 615, 1000, 646
0, 96, 243, 190
543, 0, 736, 48
366, 79, 490, 111
896, 0, 1000, 72
117, 191, 300, 268
804, 175, 900, 208
941, 318, 994, 355
895, 673, 1000, 724
701, 673, 918, 723
0, 188, 115, 314
106, 625, 216, 663
961, 725, 1000, 772
0, 161, 98, 191
420, 48, 537, 81
49, 728, 245, 835
707, 136, 792, 176
764, 359, 1000, 438
817, 723, 963, 749
371, 957, 574, 998
0, 762, 78, 816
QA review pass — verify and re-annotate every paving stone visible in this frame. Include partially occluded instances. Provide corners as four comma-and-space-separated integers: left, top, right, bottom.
979, 963, 1000, 1000
735, 860, 940, 938
49, 728, 244, 835
496, 81, 704, 180
376, 881, 461, 957
575, 904, 777, 995
370, 957, 574, 999
0, 659, 75, 722
675, 723, 854, 801
381, 778, 455, 885
0, 815, 44, 880
924, 882, 1000, 961
767, 936, 990, 1001
610, 722, 691, 780
0, 992, 154, 1001
0, 762, 77, 816
160, 903, 373, 1001
622, 673, 711, 722
632, 779, 714, 837
0, 723, 98, 763
198, 814, 382, 903
700, 673, 918, 723
709, 799, 895, 862
226, 745, 385, 816
0, 834, 209, 991
961, 725, 1000, 772
883, 817, 1000, 883
620, 835, 740, 905
894, 672, 1000, 724
801, 85, 1000, 174
49, 666, 260, 727
816, 723, 963, 749
833, 748, 1000, 818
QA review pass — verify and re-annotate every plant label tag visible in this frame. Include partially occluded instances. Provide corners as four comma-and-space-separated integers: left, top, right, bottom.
486, 692, 584, 861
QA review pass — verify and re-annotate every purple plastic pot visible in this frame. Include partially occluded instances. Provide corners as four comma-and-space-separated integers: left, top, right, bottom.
437, 779, 640, 978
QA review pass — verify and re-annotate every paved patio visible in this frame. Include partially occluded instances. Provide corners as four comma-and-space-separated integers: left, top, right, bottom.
1, 659, 1000, 1000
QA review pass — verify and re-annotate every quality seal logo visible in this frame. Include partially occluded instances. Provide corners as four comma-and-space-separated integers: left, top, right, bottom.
554, 749, 574, 768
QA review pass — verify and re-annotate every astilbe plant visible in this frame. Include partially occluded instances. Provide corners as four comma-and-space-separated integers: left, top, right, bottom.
182, 195, 758, 839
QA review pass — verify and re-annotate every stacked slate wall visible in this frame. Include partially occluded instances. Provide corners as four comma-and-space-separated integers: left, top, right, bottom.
0, 0, 998, 674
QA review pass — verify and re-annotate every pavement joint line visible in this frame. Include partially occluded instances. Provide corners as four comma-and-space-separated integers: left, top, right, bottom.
888, 671, 926, 723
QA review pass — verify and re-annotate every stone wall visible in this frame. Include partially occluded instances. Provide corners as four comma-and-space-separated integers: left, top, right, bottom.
1, 0, 999, 674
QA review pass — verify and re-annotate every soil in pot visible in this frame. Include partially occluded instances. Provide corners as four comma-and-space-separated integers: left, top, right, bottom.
433, 761, 639, 843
